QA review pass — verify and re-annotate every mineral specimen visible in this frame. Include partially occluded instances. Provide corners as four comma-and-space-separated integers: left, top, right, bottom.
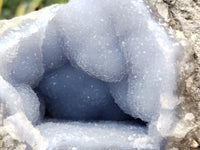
0, 0, 181, 149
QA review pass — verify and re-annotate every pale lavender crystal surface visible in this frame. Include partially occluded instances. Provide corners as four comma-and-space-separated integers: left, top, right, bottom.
0, 0, 180, 149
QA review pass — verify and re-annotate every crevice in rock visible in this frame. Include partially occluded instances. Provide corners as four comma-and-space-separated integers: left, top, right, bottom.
34, 63, 147, 126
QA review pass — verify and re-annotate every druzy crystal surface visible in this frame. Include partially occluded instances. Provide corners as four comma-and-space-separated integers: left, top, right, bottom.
0, 0, 180, 149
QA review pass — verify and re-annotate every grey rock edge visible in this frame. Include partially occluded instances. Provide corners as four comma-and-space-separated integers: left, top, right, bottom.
146, 0, 200, 149
0, 0, 198, 150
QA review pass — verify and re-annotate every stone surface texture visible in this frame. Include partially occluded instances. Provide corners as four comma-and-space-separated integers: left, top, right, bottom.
146, 0, 200, 149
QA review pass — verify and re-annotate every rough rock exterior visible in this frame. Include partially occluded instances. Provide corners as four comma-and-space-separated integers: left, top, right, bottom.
147, 0, 200, 149
0, 106, 27, 150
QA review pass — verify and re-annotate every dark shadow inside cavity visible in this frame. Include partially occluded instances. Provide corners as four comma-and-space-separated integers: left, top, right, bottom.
34, 63, 147, 126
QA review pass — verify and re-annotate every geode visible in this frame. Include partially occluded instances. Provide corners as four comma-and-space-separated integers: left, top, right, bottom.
0, 0, 182, 149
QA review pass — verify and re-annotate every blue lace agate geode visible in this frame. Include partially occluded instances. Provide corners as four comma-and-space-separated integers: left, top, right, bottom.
0, 0, 180, 149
